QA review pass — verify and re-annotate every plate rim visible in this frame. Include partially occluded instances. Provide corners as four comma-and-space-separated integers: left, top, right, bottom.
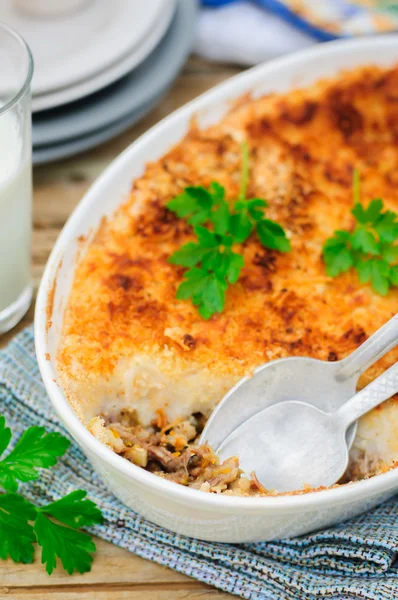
19, 0, 170, 94
31, 0, 176, 112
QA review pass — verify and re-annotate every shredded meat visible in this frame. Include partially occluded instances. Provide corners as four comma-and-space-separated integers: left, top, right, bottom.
103, 413, 262, 494
146, 446, 187, 473
250, 471, 267, 493
190, 456, 241, 493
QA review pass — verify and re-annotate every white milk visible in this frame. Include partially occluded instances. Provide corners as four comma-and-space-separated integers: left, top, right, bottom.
0, 111, 32, 315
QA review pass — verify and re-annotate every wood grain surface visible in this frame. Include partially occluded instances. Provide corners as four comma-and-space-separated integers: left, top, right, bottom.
0, 56, 243, 600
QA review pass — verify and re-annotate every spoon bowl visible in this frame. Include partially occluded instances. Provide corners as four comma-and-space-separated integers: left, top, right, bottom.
218, 401, 348, 492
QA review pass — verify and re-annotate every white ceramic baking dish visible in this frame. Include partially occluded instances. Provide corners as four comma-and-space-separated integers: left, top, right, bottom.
35, 35, 398, 543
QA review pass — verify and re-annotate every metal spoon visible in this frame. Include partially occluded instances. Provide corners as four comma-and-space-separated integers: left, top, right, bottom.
217, 361, 398, 492
200, 315, 398, 452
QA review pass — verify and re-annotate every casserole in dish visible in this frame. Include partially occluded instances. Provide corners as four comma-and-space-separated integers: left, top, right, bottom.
36, 36, 398, 542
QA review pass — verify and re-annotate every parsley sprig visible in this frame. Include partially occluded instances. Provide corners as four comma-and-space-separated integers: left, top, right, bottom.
0, 415, 103, 575
167, 142, 291, 318
322, 170, 398, 295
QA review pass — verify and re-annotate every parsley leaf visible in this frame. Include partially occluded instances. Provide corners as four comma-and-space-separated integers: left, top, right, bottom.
168, 142, 290, 318
223, 250, 245, 284
369, 259, 391, 295
211, 198, 230, 235
0, 416, 104, 576
35, 512, 97, 575
167, 183, 227, 228
322, 169, 398, 295
230, 211, 252, 243
176, 268, 227, 319
0, 416, 70, 492
390, 264, 398, 286
247, 198, 268, 221
0, 494, 36, 564
352, 198, 383, 224
199, 273, 227, 319
351, 227, 379, 255
257, 219, 292, 253
0, 416, 11, 457
39, 490, 104, 529
323, 231, 355, 277
34, 491, 103, 575
374, 209, 398, 242
168, 242, 209, 268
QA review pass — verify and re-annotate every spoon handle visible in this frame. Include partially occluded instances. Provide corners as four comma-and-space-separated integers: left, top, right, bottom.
336, 361, 398, 429
336, 314, 398, 382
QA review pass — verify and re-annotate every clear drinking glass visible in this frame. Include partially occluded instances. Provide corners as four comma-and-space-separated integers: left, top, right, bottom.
0, 23, 33, 334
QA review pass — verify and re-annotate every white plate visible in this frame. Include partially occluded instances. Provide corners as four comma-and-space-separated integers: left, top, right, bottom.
32, 0, 176, 113
36, 35, 398, 543
0, 0, 169, 95
32, 0, 196, 149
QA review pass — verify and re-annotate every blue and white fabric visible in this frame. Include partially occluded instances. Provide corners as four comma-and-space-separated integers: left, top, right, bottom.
195, 0, 398, 65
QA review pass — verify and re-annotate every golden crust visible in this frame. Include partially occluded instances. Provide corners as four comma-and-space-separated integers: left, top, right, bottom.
59, 65, 398, 405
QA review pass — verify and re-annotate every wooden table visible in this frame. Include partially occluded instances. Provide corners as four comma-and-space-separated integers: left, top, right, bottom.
0, 56, 243, 600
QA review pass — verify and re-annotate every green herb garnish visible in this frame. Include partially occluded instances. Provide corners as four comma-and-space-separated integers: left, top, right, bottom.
322, 169, 398, 295
167, 142, 291, 318
0, 415, 103, 575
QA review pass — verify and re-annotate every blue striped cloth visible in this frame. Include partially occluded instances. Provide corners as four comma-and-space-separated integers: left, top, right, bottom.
201, 0, 398, 39
1, 327, 398, 599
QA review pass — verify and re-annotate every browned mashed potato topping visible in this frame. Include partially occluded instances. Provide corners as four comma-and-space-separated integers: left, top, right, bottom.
59, 64, 398, 496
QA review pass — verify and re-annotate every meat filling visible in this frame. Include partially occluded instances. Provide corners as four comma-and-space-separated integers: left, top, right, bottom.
100, 409, 268, 495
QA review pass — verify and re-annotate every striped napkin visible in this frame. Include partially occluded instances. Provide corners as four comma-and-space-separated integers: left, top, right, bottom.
195, 0, 398, 65
1, 327, 398, 600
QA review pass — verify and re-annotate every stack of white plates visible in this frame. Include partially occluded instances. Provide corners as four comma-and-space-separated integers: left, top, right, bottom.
0, 0, 197, 163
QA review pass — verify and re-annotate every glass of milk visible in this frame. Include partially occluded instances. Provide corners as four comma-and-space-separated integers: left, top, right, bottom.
0, 24, 33, 335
